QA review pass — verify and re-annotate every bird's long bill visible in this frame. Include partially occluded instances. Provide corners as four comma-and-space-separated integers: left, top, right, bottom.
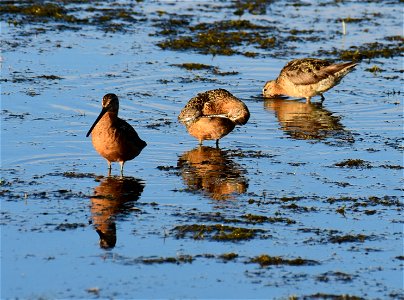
86, 107, 109, 137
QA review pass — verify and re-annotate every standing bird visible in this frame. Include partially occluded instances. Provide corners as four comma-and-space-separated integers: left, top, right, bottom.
263, 58, 358, 103
86, 93, 147, 175
178, 89, 250, 146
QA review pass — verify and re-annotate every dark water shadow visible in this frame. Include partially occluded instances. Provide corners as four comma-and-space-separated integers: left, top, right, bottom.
264, 97, 354, 144
177, 146, 248, 201
90, 176, 145, 249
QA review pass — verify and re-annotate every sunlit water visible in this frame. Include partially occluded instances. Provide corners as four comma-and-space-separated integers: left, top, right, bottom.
1, 1, 403, 299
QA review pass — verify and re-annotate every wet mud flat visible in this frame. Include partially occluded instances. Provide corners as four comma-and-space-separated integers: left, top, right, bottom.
1, 0, 403, 299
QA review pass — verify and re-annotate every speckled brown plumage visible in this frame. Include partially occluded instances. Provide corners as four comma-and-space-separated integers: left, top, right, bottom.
178, 89, 250, 145
263, 58, 358, 102
86, 93, 146, 175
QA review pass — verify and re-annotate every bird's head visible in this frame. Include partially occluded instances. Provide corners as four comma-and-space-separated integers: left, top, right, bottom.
178, 107, 201, 126
102, 93, 119, 114
262, 80, 277, 97
86, 93, 120, 137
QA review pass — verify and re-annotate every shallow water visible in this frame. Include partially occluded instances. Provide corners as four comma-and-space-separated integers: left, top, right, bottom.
1, 1, 403, 299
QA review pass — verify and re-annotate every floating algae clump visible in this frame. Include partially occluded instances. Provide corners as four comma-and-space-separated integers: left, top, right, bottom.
328, 234, 369, 244
173, 63, 214, 70
219, 253, 238, 261
320, 38, 404, 61
232, 0, 270, 16
140, 255, 194, 264
250, 254, 318, 267
242, 213, 296, 224
334, 159, 371, 168
156, 19, 278, 56
172, 224, 266, 241
0, 3, 79, 23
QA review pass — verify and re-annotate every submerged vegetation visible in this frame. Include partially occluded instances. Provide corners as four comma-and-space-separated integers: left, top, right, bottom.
172, 63, 239, 76
139, 255, 194, 265
0, 1, 144, 32
250, 254, 318, 267
242, 213, 296, 224
231, 0, 270, 16
319, 39, 404, 61
299, 293, 364, 300
156, 19, 278, 56
172, 224, 267, 241
2, 0, 401, 61
0, 3, 79, 23
328, 234, 369, 244
152, 6, 402, 60
334, 159, 371, 168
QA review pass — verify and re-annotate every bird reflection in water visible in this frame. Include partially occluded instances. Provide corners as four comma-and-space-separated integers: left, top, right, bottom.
264, 97, 350, 141
90, 176, 144, 249
178, 146, 248, 200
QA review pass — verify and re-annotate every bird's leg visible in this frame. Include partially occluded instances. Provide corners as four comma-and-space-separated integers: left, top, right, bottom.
215, 139, 219, 148
305, 97, 311, 104
198, 140, 203, 147
107, 161, 112, 177
320, 94, 325, 103
119, 161, 125, 177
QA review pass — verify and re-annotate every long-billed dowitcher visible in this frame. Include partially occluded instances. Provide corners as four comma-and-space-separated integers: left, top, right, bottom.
86, 93, 147, 175
178, 89, 250, 146
263, 58, 358, 103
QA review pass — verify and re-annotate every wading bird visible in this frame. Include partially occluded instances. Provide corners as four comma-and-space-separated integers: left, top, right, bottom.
178, 89, 250, 146
86, 93, 146, 175
263, 58, 358, 103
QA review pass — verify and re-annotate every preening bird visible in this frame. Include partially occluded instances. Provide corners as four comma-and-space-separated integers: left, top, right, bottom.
178, 89, 250, 146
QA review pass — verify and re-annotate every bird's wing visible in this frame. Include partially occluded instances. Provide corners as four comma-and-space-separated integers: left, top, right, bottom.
201, 89, 235, 117
117, 119, 144, 143
281, 59, 333, 85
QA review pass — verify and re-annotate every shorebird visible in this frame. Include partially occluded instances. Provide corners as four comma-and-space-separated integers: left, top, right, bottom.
178, 89, 250, 146
86, 93, 147, 175
263, 58, 358, 103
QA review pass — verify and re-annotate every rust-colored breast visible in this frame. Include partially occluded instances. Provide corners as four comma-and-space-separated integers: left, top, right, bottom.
91, 113, 146, 163
187, 117, 236, 143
